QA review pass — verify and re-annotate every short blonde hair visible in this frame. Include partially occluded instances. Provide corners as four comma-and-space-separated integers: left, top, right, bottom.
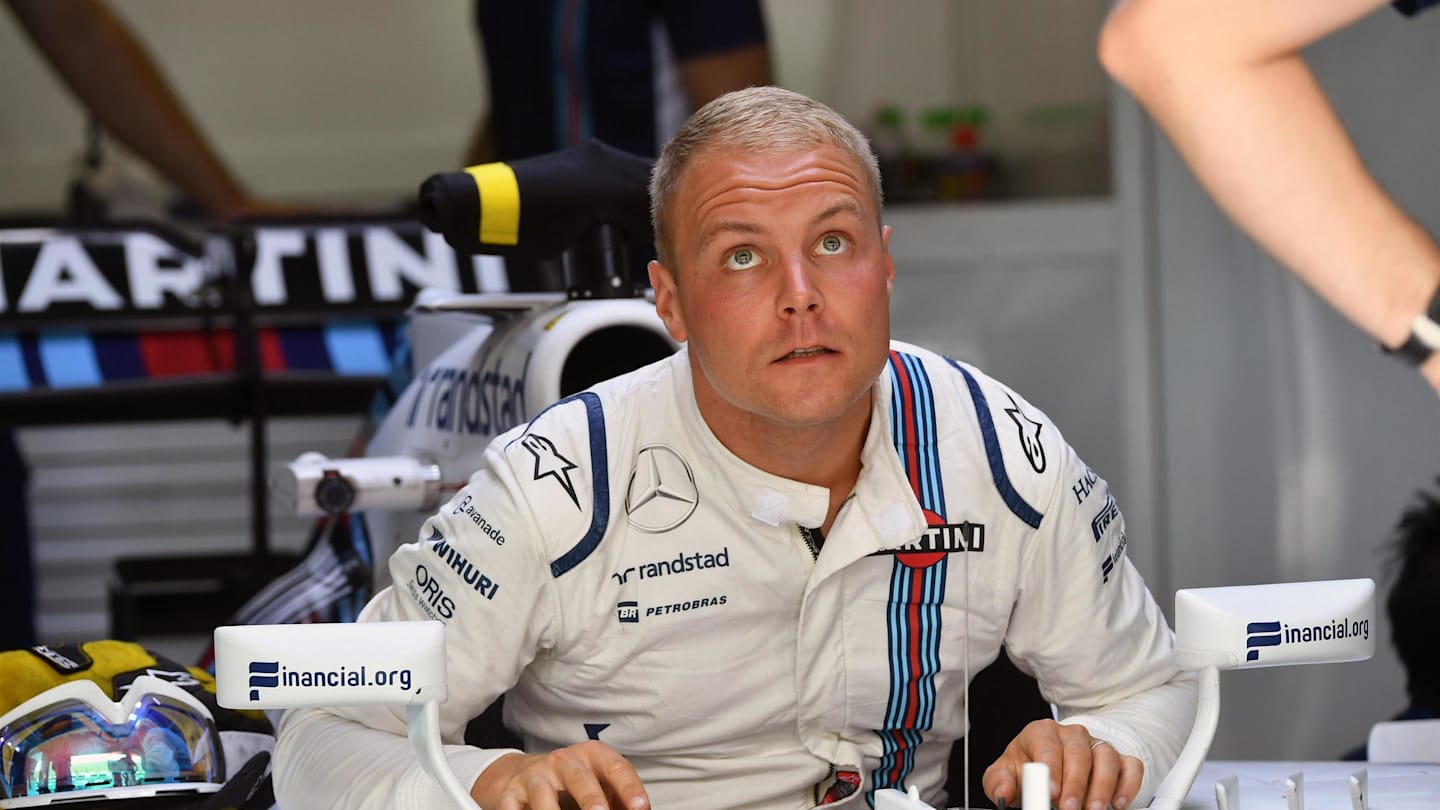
649, 86, 883, 267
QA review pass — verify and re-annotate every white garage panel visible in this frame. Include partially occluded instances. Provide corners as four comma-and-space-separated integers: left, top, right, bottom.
18, 415, 364, 641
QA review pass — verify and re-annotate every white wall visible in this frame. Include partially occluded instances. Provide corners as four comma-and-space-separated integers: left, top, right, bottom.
1135, 6, 1440, 760
0, 0, 482, 212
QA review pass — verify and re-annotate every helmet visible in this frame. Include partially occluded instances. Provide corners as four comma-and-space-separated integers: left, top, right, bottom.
0, 675, 222, 806
0, 642, 274, 809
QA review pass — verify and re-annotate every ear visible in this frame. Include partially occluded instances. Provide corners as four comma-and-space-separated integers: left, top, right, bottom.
648, 259, 688, 343
881, 224, 896, 295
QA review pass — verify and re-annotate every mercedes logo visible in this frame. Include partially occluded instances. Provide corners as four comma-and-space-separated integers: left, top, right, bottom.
625, 445, 699, 533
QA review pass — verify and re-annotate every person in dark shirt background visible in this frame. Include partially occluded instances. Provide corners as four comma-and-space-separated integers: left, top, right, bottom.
1343, 478, 1440, 759
468, 1, 773, 293
469, 0, 771, 164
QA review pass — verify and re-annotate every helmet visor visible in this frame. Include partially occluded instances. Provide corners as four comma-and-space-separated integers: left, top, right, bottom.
0, 679, 223, 806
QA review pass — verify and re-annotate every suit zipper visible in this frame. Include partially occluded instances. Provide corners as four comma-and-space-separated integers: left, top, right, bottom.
797, 524, 823, 561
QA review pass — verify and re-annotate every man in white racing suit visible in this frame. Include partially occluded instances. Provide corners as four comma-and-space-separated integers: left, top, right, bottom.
274, 87, 1197, 810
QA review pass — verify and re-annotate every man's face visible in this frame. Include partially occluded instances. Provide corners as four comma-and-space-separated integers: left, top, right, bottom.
649, 144, 895, 433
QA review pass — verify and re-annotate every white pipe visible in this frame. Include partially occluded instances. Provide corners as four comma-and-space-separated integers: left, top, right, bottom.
408, 701, 483, 810
1146, 666, 1221, 810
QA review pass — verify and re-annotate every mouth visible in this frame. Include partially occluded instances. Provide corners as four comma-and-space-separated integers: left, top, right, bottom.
775, 346, 836, 362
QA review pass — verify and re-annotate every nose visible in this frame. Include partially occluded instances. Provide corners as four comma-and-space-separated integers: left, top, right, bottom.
778, 254, 822, 317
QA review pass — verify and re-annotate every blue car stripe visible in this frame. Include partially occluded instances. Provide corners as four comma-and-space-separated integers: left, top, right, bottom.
909, 353, 945, 516
38, 330, 100, 388
0, 334, 28, 391
324, 320, 390, 375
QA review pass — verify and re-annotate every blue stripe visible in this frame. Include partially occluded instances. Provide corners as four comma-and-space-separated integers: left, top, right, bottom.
38, 330, 100, 388
324, 320, 390, 375
93, 333, 146, 381
0, 334, 28, 391
379, 318, 401, 358
1246, 634, 1282, 647
551, 0, 567, 146
278, 326, 330, 370
873, 559, 948, 799
904, 354, 934, 507
921, 566, 944, 717
887, 356, 904, 466
20, 335, 44, 387
898, 353, 926, 499
945, 358, 1043, 529
575, 0, 592, 140
890, 352, 947, 517
1247, 621, 1281, 633
905, 353, 944, 515
882, 570, 901, 728
883, 574, 903, 729
532, 392, 609, 577
551, 0, 593, 145
873, 351, 955, 802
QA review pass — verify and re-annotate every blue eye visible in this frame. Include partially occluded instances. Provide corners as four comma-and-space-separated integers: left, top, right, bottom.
726, 247, 760, 270
816, 234, 849, 255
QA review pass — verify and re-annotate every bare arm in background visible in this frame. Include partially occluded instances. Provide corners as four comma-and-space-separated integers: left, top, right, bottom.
1099, 0, 1440, 393
6, 0, 299, 220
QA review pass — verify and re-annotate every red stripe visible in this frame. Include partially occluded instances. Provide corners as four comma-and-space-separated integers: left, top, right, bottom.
138, 330, 234, 376
904, 566, 924, 728
890, 352, 923, 500
258, 328, 287, 371
886, 730, 906, 785
137, 329, 292, 377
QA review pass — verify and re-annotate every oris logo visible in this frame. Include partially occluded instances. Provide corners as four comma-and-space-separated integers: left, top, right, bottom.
624, 445, 699, 533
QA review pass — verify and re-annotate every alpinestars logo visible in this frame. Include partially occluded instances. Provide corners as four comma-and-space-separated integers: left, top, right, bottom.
521, 433, 580, 509
1004, 393, 1046, 473
115, 668, 202, 696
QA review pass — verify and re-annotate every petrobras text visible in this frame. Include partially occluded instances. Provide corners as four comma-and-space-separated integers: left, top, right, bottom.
213, 621, 448, 709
